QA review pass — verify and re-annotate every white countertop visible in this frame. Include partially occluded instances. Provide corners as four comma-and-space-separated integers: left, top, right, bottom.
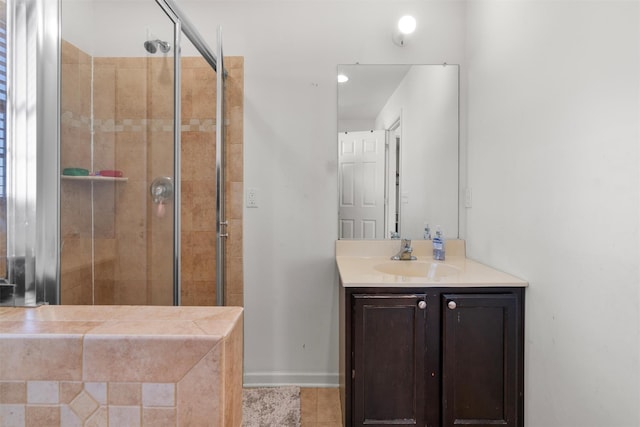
336, 240, 528, 288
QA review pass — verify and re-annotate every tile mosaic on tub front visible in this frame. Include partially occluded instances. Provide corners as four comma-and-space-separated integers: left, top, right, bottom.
0, 404, 25, 427
177, 342, 223, 426
69, 390, 99, 420
0, 382, 26, 404
83, 335, 219, 383
85, 406, 108, 427
25, 405, 60, 427
108, 382, 141, 406
0, 336, 83, 381
142, 407, 176, 427
26, 382, 58, 405
1, 306, 244, 426
141, 383, 174, 407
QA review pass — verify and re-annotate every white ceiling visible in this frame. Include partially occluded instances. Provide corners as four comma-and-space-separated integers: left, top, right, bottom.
337, 64, 411, 121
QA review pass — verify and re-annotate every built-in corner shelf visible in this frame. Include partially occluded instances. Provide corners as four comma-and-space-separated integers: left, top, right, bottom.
61, 175, 128, 183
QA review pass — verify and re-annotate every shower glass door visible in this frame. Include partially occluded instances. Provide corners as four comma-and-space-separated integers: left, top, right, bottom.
60, 1, 177, 305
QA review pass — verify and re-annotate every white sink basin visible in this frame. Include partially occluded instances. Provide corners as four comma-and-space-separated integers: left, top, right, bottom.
374, 261, 461, 279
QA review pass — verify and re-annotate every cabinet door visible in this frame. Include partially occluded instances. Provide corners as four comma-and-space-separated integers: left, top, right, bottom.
442, 293, 522, 427
352, 293, 427, 426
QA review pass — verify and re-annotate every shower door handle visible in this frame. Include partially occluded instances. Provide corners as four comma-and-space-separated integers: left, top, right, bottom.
219, 221, 229, 238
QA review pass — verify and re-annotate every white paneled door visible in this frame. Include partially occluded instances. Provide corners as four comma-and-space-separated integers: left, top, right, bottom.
338, 130, 386, 239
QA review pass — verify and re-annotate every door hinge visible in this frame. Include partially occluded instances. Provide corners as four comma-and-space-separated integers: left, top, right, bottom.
352, 369, 355, 379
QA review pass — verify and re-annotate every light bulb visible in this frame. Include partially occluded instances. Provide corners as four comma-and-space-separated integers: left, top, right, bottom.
337, 74, 349, 83
398, 15, 417, 35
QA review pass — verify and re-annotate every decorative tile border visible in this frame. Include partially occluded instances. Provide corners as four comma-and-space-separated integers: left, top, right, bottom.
61, 111, 215, 133
60, 111, 91, 129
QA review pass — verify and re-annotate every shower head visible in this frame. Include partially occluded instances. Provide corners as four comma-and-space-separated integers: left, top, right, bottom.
144, 39, 171, 54
144, 40, 157, 54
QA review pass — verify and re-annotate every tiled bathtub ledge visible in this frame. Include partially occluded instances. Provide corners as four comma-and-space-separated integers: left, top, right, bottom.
0, 305, 243, 427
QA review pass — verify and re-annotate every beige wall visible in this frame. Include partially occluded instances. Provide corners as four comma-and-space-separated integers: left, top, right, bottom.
60, 40, 243, 306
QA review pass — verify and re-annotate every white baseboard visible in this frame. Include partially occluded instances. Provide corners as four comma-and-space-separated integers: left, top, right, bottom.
243, 372, 339, 388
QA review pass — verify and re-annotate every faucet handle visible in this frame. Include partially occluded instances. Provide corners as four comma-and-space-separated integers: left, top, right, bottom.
391, 238, 416, 260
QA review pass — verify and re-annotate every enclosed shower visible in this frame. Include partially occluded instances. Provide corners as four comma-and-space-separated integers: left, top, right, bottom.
1, 0, 244, 307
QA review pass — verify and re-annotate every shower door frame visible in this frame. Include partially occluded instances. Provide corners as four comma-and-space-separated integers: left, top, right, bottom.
155, 0, 228, 306
6, 0, 61, 305
6, 0, 226, 306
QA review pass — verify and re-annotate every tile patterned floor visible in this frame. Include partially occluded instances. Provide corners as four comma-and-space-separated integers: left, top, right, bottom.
300, 388, 343, 427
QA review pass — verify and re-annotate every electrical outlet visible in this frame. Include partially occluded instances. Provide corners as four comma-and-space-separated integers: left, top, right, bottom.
246, 187, 259, 208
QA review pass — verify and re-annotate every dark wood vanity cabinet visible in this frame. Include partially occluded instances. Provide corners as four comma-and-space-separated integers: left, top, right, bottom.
352, 293, 428, 426
340, 286, 524, 427
441, 292, 523, 427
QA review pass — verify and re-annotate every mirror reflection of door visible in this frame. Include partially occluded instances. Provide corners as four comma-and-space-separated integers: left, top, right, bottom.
338, 130, 385, 239
386, 119, 401, 238
337, 64, 459, 239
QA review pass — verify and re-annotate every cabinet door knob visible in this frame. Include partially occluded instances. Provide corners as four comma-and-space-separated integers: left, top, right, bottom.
447, 301, 457, 310
418, 301, 427, 309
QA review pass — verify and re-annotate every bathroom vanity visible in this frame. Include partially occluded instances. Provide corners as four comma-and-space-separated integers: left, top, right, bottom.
337, 240, 527, 427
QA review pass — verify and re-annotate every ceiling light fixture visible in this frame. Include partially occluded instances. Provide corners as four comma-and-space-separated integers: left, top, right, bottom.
392, 15, 417, 47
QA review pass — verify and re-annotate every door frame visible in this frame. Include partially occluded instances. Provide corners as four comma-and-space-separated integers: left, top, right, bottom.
386, 114, 402, 238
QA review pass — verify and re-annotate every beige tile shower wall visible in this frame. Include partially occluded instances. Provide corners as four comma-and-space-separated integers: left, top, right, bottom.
93, 56, 173, 305
60, 45, 243, 307
180, 57, 218, 306
95, 55, 243, 307
100, 58, 148, 304
60, 41, 117, 305
90, 57, 118, 305
224, 57, 244, 307
147, 57, 175, 306
179, 57, 244, 307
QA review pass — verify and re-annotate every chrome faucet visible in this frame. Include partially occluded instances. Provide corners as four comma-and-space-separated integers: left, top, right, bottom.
391, 239, 417, 261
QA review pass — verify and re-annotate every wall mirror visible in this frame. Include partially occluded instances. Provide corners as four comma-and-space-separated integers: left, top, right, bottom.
337, 64, 459, 240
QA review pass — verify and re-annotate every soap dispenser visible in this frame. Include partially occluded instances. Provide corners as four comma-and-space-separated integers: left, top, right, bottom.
432, 226, 445, 261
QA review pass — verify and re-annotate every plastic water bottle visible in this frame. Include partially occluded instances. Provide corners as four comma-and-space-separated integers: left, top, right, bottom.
432, 226, 445, 261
